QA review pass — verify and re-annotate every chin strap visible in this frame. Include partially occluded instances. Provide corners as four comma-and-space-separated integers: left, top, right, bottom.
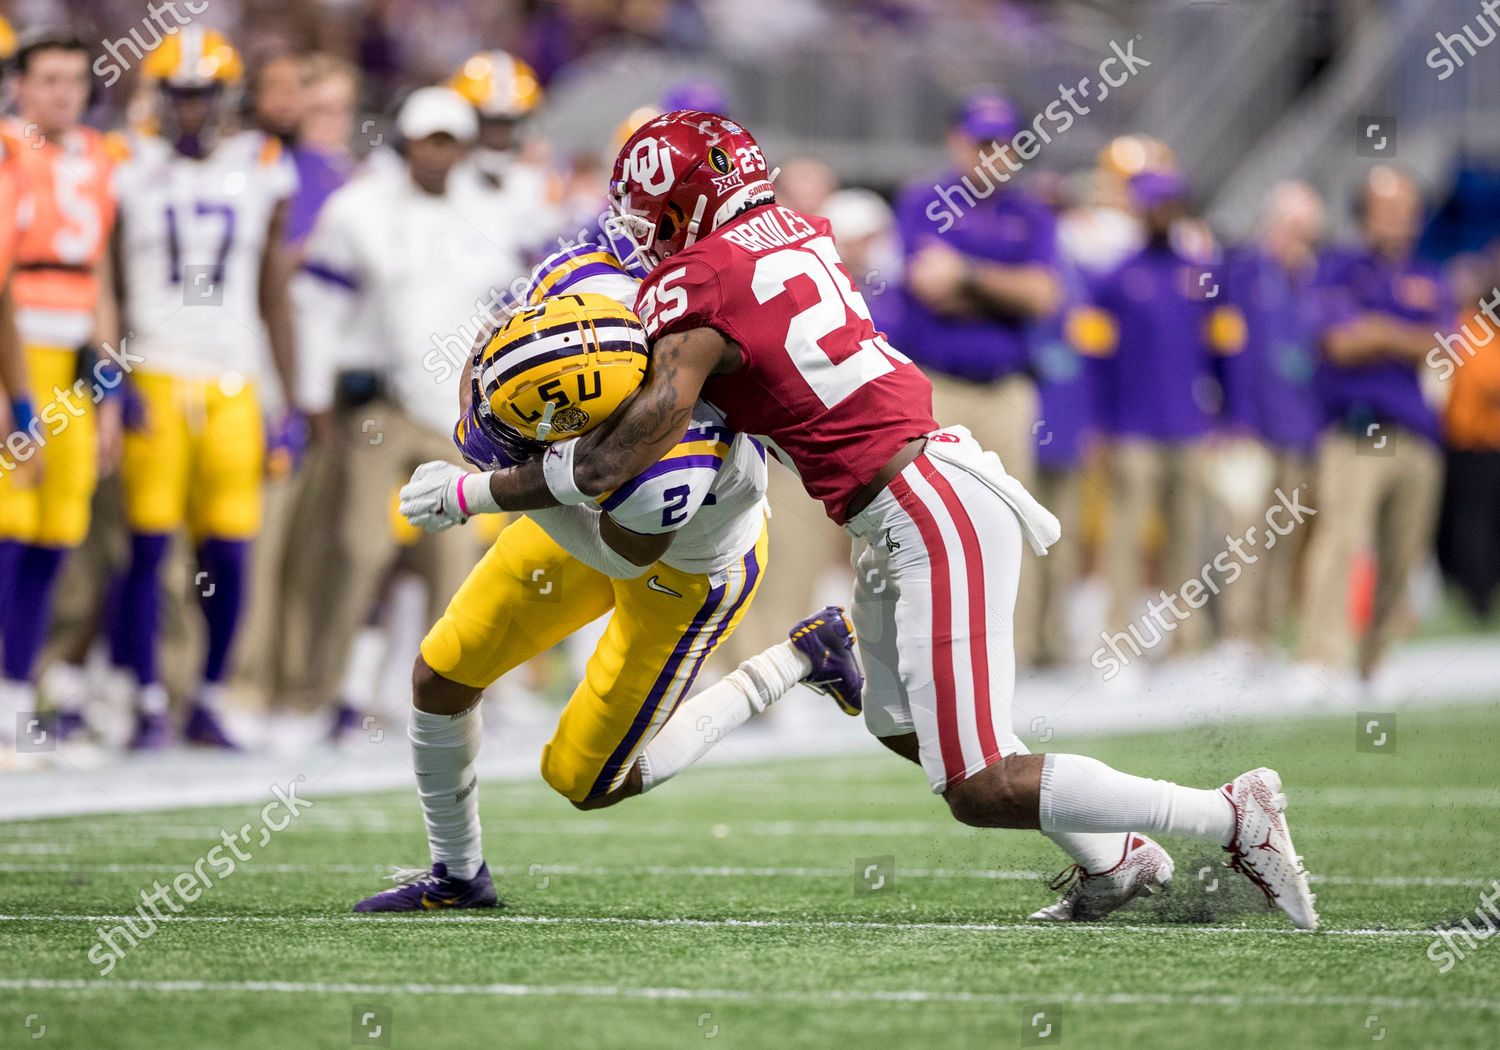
533, 401, 558, 442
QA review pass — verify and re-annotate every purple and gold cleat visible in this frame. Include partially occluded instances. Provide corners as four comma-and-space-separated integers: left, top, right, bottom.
129, 710, 171, 751
789, 606, 864, 716
183, 703, 241, 751
353, 862, 500, 913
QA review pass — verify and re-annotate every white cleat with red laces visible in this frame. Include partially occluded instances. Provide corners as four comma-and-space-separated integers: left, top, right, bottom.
1221, 767, 1319, 930
1029, 834, 1175, 922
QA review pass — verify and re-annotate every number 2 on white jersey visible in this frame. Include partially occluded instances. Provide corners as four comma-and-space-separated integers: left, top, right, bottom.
751, 237, 909, 410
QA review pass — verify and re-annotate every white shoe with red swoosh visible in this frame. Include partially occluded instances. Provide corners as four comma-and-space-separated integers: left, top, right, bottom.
1221, 767, 1319, 930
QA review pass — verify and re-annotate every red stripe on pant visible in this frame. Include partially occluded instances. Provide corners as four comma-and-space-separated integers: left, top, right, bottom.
917, 455, 1001, 761
888, 466, 965, 787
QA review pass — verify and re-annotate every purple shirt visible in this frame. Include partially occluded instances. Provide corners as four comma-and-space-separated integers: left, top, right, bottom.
287, 146, 356, 247
1035, 259, 1094, 469
1316, 247, 1450, 443
1089, 243, 1220, 442
895, 173, 1057, 383
1220, 245, 1324, 455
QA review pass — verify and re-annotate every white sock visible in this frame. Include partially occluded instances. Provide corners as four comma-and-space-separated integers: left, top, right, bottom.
42, 662, 88, 715
410, 703, 484, 880
1044, 830, 1134, 874
1038, 753, 1235, 846
1006, 738, 1134, 873
637, 642, 811, 792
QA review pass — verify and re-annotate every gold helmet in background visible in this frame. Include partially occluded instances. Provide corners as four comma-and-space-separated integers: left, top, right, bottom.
449, 50, 542, 120
140, 27, 243, 89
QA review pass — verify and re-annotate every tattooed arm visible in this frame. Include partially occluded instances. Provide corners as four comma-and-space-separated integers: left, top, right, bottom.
483, 326, 740, 511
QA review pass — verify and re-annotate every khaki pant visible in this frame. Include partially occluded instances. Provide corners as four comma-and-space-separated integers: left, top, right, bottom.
230, 471, 306, 711
1219, 446, 1316, 648
1104, 438, 1210, 655
928, 371, 1039, 664
275, 401, 482, 711
1025, 466, 1083, 666
1299, 427, 1441, 675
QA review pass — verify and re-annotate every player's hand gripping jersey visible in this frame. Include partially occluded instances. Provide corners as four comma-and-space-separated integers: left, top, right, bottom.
457, 243, 767, 576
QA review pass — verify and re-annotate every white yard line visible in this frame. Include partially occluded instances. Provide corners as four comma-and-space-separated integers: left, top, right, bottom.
0, 861, 1487, 889
0, 912, 1491, 941
0, 976, 1495, 1012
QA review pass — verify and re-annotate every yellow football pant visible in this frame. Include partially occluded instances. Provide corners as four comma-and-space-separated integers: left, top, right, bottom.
0, 346, 97, 547
421, 514, 767, 803
121, 371, 264, 540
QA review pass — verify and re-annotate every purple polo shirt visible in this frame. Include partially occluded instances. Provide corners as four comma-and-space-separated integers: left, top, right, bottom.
1089, 243, 1219, 442
1316, 247, 1450, 443
287, 146, 357, 247
1035, 258, 1094, 469
1220, 245, 1323, 455
895, 172, 1057, 383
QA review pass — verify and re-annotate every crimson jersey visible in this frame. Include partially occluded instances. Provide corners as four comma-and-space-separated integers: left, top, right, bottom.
634, 204, 936, 523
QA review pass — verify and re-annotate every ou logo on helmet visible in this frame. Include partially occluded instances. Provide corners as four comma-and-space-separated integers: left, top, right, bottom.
626, 137, 676, 195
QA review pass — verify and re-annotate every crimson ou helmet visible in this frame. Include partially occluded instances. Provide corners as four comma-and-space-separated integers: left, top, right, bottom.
608, 110, 776, 270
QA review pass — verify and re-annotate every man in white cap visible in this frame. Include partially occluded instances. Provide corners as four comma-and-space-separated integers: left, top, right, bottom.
277, 87, 529, 726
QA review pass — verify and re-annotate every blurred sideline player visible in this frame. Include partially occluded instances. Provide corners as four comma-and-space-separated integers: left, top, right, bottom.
448, 49, 559, 248
0, 16, 22, 452
354, 247, 860, 910
108, 29, 298, 748
283, 88, 523, 727
0, 28, 120, 750
417, 111, 1320, 929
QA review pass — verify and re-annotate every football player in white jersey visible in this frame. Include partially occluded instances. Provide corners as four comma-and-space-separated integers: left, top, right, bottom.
353, 246, 863, 911
447, 50, 564, 255
108, 29, 298, 749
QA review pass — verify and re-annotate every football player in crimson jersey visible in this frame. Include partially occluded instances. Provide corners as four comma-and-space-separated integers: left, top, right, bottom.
399, 111, 1319, 928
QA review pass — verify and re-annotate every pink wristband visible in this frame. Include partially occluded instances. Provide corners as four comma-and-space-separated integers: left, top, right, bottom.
455, 471, 501, 517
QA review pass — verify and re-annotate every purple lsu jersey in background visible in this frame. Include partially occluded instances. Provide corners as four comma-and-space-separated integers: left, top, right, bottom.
1315, 247, 1452, 443
1219, 245, 1324, 455
895, 174, 1058, 383
1086, 243, 1221, 442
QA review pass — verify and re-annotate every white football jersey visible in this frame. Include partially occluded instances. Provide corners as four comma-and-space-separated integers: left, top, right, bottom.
114, 130, 296, 380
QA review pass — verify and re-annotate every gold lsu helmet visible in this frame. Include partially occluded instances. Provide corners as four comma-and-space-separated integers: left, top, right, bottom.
472, 293, 648, 459
450, 50, 542, 120
141, 27, 243, 88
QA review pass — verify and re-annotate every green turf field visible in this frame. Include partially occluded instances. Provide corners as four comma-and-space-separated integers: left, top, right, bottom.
2, 703, 1498, 1049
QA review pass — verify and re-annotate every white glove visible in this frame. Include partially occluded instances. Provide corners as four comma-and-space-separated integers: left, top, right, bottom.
399, 460, 493, 533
